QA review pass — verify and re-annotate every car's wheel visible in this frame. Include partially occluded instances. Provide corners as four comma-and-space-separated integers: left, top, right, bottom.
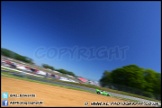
107, 94, 110, 96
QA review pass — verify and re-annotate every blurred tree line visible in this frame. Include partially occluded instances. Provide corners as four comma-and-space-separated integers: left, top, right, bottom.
42, 64, 55, 70
99, 65, 161, 100
42, 64, 76, 77
1, 48, 34, 64
1, 48, 76, 77
55, 69, 76, 77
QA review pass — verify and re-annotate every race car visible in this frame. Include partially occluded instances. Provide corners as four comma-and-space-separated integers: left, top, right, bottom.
96, 89, 110, 96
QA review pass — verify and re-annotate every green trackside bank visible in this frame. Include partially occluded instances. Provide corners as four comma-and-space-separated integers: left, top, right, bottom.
96, 89, 110, 96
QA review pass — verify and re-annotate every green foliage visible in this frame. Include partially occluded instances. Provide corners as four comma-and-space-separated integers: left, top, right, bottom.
143, 91, 154, 98
99, 64, 161, 100
1, 48, 34, 64
99, 70, 112, 87
42, 64, 55, 70
143, 69, 160, 93
56, 69, 75, 76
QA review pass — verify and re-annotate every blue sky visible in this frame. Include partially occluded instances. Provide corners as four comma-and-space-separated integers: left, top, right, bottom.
2, 1, 161, 81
